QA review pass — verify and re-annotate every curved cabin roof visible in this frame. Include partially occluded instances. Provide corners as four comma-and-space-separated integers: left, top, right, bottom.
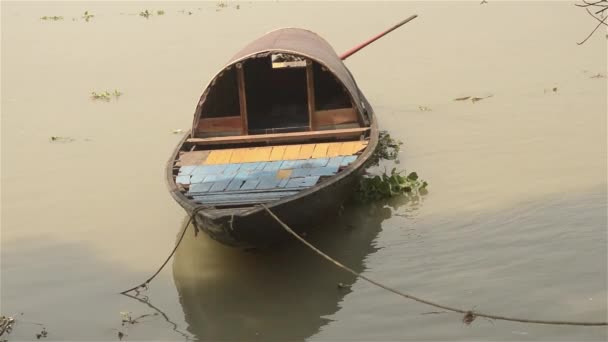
193, 28, 367, 136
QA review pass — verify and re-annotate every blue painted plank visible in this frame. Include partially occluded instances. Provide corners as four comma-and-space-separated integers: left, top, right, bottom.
176, 175, 191, 184
189, 182, 214, 193
192, 165, 227, 177
299, 160, 317, 168
310, 166, 339, 176
178, 166, 197, 176
257, 176, 281, 190
263, 161, 283, 172
286, 176, 320, 188
241, 179, 260, 190
327, 156, 344, 168
210, 179, 232, 192
255, 162, 268, 171
226, 178, 245, 191
278, 178, 290, 188
279, 160, 298, 170
192, 190, 300, 205
341, 156, 357, 166
310, 158, 329, 167
239, 162, 260, 172
223, 163, 242, 175
190, 174, 206, 184
291, 168, 311, 178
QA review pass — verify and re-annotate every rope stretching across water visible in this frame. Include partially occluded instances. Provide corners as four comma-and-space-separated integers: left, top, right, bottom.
261, 205, 607, 327
120, 204, 606, 327
120, 206, 207, 295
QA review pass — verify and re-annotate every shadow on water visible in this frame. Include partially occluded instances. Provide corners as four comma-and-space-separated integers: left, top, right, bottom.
172, 199, 415, 341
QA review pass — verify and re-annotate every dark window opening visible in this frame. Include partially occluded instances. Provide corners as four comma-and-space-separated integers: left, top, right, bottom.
313, 63, 352, 111
201, 68, 240, 118
244, 57, 309, 134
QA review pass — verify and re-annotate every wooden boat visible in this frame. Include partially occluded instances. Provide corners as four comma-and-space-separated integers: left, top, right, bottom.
167, 28, 379, 248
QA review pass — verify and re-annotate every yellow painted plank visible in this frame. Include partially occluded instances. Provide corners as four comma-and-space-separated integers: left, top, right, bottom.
269, 146, 287, 161
311, 143, 330, 158
229, 148, 248, 163
277, 169, 292, 179
283, 145, 302, 160
204, 151, 219, 164
297, 144, 315, 159
338, 142, 357, 156
206, 149, 233, 165
243, 147, 272, 162
350, 141, 368, 154
326, 143, 342, 157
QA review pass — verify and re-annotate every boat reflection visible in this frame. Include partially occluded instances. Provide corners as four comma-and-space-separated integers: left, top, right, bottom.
172, 200, 401, 341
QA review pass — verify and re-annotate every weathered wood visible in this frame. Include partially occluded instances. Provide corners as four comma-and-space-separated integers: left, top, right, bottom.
236, 63, 249, 134
313, 108, 359, 127
186, 127, 370, 145
197, 116, 242, 133
306, 60, 316, 130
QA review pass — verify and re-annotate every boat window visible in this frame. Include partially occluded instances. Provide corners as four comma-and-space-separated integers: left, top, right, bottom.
201, 68, 240, 118
313, 63, 352, 111
244, 57, 310, 134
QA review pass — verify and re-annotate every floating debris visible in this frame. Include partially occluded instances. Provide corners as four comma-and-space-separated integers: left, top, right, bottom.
91, 89, 122, 101
471, 94, 493, 103
50, 136, 75, 143
418, 106, 432, 112
157, 10, 165, 15
590, 73, 606, 79
82, 11, 94, 22
172, 129, 184, 134
337, 283, 350, 289
118, 331, 125, 341
35, 327, 48, 339
139, 10, 152, 19
462, 311, 477, 325
40, 16, 63, 21
0, 316, 15, 337
454, 94, 493, 103
236, 4, 240, 9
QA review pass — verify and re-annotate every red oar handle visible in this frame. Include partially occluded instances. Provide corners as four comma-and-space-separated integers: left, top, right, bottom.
340, 14, 418, 60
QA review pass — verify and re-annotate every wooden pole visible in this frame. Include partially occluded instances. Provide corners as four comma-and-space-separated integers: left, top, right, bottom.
339, 15, 418, 60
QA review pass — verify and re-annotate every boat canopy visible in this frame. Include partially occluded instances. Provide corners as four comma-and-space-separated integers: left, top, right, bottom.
192, 28, 369, 138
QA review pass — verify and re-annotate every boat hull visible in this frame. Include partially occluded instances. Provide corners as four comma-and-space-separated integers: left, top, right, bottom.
167, 104, 378, 248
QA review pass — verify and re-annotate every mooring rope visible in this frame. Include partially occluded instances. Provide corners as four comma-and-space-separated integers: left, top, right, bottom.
261, 205, 607, 327
120, 206, 206, 295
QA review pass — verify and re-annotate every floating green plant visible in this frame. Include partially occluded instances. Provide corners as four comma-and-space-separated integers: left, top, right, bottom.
139, 10, 152, 18
356, 168, 428, 203
367, 130, 402, 167
82, 11, 94, 22
91, 89, 122, 101
40, 16, 63, 21
358, 131, 428, 202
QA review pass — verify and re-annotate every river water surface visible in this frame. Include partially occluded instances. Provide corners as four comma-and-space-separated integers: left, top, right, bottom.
1, 1, 606, 341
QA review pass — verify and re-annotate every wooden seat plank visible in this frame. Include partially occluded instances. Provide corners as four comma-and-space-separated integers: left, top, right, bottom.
186, 127, 370, 145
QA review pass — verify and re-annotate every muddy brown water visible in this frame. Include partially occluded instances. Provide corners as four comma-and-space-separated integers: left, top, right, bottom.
1, 1, 606, 341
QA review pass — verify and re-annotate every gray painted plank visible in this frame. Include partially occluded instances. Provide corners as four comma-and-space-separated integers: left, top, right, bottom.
241, 179, 260, 190
341, 156, 357, 166
176, 175, 191, 185
189, 182, 214, 193
210, 179, 232, 192
178, 166, 197, 176
327, 156, 344, 168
